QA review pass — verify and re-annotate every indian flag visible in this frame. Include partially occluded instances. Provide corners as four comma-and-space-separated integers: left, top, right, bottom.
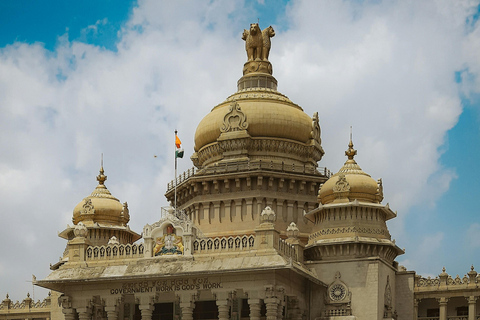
175, 134, 184, 158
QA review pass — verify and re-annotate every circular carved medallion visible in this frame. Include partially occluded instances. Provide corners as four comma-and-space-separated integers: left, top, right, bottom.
329, 284, 347, 301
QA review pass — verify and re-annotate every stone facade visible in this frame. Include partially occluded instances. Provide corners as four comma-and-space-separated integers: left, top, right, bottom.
2, 23, 480, 320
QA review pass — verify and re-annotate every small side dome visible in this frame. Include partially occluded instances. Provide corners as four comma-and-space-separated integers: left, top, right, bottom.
72, 167, 130, 227
318, 139, 383, 204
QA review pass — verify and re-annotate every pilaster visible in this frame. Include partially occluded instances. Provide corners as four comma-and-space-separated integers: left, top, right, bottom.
468, 296, 477, 320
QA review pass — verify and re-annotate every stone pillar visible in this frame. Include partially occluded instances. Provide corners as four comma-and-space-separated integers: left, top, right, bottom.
179, 301, 194, 320
178, 292, 196, 320
62, 309, 77, 320
438, 297, 449, 320
468, 296, 477, 320
105, 298, 120, 320
138, 295, 155, 320
248, 299, 261, 320
265, 297, 279, 320
214, 291, 233, 320
217, 300, 230, 320
139, 304, 154, 320
77, 307, 92, 320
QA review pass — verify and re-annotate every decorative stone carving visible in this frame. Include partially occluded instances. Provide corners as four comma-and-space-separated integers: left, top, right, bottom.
107, 236, 120, 246
220, 101, 248, 133
377, 178, 383, 199
310, 112, 321, 144
74, 222, 88, 238
121, 202, 129, 225
286, 222, 299, 239
154, 225, 184, 256
384, 275, 393, 317
324, 272, 352, 316
242, 24, 275, 62
81, 199, 95, 216
333, 173, 350, 201
260, 206, 276, 224
261, 26, 275, 61
242, 23, 263, 61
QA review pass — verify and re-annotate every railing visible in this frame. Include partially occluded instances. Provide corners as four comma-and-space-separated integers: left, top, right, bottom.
276, 238, 298, 263
166, 161, 332, 192
193, 235, 255, 253
86, 243, 144, 261
324, 308, 351, 316
0, 296, 50, 310
418, 317, 439, 320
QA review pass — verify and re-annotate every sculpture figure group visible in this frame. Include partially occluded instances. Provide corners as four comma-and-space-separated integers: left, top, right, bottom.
242, 23, 275, 61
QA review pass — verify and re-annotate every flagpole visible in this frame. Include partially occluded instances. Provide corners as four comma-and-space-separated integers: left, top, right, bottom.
174, 129, 178, 213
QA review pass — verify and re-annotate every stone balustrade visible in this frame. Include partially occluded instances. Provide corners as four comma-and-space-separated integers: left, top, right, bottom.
193, 235, 255, 253
86, 243, 144, 261
415, 266, 479, 291
0, 293, 51, 310
166, 161, 332, 192
276, 238, 298, 263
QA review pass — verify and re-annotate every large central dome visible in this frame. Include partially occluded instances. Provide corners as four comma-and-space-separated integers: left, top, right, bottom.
192, 23, 324, 170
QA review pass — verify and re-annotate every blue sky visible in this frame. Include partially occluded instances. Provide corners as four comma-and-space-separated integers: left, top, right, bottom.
0, 0, 479, 300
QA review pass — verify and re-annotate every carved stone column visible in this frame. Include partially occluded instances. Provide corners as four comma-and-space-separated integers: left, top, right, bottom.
248, 299, 262, 320
217, 301, 230, 320
214, 291, 232, 320
105, 308, 119, 320
265, 297, 279, 320
105, 298, 120, 320
139, 304, 154, 320
468, 296, 477, 320
62, 308, 77, 320
438, 297, 449, 320
179, 301, 194, 320
178, 292, 196, 320
77, 307, 92, 320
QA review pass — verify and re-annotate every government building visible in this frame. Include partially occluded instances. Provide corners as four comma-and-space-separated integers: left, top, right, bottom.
1, 23, 479, 320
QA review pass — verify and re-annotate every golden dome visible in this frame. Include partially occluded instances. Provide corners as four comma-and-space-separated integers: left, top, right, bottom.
72, 167, 130, 227
318, 139, 383, 204
192, 74, 324, 168
194, 89, 314, 151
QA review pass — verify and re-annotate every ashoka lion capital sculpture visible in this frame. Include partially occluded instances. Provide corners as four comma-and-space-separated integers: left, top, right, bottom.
242, 23, 275, 76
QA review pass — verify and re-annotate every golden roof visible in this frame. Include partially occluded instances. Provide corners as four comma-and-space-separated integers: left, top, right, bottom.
72, 167, 130, 227
318, 139, 383, 204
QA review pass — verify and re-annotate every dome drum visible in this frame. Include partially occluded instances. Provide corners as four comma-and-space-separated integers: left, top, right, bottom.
237, 72, 277, 91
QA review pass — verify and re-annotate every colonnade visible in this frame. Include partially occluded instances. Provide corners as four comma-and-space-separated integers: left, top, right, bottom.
415, 296, 478, 320
60, 286, 305, 320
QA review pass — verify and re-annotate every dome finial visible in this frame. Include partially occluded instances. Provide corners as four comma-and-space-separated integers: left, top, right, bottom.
97, 153, 107, 185
345, 126, 357, 160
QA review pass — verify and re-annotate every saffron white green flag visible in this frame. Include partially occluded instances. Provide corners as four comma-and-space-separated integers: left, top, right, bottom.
175, 134, 184, 158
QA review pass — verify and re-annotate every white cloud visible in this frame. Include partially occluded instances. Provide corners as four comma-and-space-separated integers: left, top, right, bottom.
0, 0, 479, 299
